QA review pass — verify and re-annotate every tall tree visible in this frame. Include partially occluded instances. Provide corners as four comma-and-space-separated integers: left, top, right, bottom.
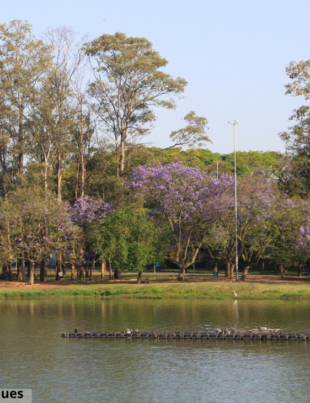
71, 74, 95, 199
43, 27, 87, 200
279, 59, 310, 197
26, 75, 59, 190
0, 20, 51, 179
85, 32, 187, 176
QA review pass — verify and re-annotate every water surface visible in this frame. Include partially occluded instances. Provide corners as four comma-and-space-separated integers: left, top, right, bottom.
1, 298, 310, 402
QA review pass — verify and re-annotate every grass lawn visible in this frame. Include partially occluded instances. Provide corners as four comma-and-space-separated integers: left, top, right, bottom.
1, 270, 310, 299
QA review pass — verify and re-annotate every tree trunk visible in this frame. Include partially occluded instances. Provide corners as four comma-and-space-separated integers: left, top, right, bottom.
7, 262, 12, 281
90, 258, 95, 281
101, 261, 106, 279
119, 134, 126, 175
108, 261, 113, 280
279, 264, 285, 279
2, 265, 8, 280
17, 258, 23, 281
241, 264, 250, 281
274, 263, 277, 275
114, 269, 123, 279
40, 260, 47, 282
298, 262, 303, 278
71, 262, 75, 280
18, 106, 24, 176
77, 265, 81, 278
137, 271, 142, 284
229, 263, 235, 280
79, 100, 85, 198
57, 150, 62, 201
225, 262, 230, 277
22, 257, 25, 281
27, 261, 30, 278
178, 265, 186, 281
85, 262, 89, 278
56, 255, 62, 281
29, 261, 34, 285
80, 266, 85, 281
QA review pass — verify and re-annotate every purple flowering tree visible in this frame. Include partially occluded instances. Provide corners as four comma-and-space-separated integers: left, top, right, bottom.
269, 198, 310, 278
236, 176, 279, 280
128, 162, 234, 280
205, 176, 281, 280
71, 196, 114, 280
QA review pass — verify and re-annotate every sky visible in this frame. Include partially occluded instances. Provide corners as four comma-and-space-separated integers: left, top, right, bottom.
2, 0, 310, 154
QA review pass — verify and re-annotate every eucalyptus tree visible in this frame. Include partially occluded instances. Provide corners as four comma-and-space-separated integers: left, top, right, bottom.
279, 59, 310, 197
71, 73, 95, 199
0, 20, 52, 180
43, 27, 87, 200
84, 32, 188, 176
25, 75, 59, 190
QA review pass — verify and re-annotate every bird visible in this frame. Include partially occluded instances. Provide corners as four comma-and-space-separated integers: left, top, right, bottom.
233, 290, 237, 297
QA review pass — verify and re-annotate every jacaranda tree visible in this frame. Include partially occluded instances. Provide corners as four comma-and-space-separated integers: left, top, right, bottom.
71, 196, 114, 279
128, 162, 234, 280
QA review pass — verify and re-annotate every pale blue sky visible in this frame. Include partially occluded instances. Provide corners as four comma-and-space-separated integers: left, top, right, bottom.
3, 0, 310, 153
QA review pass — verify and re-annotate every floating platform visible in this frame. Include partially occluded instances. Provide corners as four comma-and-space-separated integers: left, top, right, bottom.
61, 328, 310, 341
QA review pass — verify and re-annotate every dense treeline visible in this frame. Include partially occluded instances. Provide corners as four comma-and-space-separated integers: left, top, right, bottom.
1, 20, 310, 284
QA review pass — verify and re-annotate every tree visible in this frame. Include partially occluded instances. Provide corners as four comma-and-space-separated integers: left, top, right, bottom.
0, 188, 79, 284
236, 176, 278, 280
85, 32, 187, 176
268, 198, 310, 278
71, 196, 113, 279
25, 74, 59, 191
94, 208, 164, 282
279, 59, 310, 197
167, 111, 210, 149
128, 162, 233, 280
43, 27, 87, 201
71, 74, 95, 200
0, 20, 51, 179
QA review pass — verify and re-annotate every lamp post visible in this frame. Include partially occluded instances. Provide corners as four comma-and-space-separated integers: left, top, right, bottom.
228, 120, 240, 281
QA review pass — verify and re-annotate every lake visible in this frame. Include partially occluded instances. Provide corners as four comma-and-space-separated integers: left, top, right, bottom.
1, 298, 310, 402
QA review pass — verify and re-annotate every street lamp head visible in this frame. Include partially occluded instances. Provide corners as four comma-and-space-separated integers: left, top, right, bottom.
234, 120, 240, 124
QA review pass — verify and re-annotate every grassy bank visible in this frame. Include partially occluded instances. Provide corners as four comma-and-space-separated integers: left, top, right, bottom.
1, 280, 310, 300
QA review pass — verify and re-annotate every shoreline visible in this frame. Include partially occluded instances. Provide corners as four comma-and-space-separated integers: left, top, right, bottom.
1, 278, 310, 300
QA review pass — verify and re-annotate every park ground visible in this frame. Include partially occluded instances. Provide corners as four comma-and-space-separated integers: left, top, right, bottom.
1, 270, 310, 299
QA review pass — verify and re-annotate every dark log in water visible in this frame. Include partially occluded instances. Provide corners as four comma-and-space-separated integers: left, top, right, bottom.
61, 328, 310, 341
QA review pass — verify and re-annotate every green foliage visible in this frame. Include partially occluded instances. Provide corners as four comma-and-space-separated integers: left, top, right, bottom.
169, 112, 210, 149
94, 208, 167, 272
84, 32, 187, 175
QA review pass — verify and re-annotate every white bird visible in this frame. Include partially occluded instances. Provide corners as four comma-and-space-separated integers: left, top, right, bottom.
233, 290, 237, 297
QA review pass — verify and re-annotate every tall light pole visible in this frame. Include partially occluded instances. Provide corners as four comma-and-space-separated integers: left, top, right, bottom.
228, 120, 240, 281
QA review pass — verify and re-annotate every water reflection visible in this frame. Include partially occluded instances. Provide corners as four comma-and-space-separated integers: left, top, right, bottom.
1, 299, 310, 402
